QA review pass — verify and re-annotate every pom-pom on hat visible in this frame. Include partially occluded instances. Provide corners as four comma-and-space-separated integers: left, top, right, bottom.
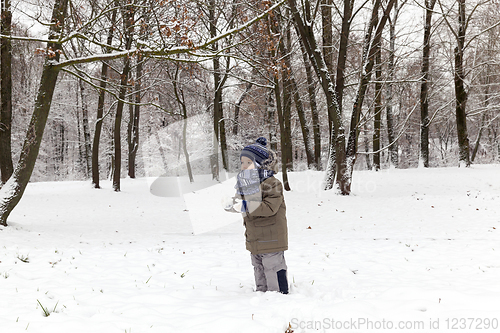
240, 137, 269, 166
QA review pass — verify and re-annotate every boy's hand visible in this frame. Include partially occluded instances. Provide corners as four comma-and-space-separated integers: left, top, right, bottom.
223, 197, 243, 213
232, 199, 243, 212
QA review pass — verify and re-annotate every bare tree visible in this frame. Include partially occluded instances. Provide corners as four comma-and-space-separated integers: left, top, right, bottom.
453, 0, 470, 166
298, 37, 321, 169
0, 0, 69, 225
233, 81, 253, 136
288, 0, 350, 194
112, 1, 135, 191
373, 6, 382, 171
92, 5, 118, 188
386, 0, 401, 168
420, 0, 437, 167
0, 0, 13, 184
437, 0, 470, 166
128, 1, 149, 179
171, 65, 194, 182
345, 0, 397, 180
321, 0, 336, 187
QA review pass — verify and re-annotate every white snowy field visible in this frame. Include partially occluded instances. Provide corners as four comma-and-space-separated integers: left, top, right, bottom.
1, 165, 500, 333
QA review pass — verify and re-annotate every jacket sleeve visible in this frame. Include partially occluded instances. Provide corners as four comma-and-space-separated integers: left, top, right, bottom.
246, 179, 283, 218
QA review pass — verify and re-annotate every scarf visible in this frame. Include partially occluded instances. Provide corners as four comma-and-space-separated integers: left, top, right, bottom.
235, 169, 275, 212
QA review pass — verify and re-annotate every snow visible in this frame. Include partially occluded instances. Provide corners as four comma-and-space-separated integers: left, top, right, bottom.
1, 165, 500, 332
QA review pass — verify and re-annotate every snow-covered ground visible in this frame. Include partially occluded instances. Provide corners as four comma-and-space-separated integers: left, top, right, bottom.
1, 165, 500, 333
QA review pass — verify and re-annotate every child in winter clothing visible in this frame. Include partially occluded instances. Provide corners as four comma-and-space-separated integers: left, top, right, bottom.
227, 137, 289, 294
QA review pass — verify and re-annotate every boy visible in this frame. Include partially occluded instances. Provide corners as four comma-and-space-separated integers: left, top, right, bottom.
226, 137, 289, 294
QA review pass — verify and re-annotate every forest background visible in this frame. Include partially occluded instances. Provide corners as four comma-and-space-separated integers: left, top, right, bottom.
0, 0, 499, 225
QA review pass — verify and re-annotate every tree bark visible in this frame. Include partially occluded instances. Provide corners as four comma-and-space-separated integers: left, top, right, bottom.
291, 76, 314, 168
420, 0, 436, 168
289, 0, 349, 194
76, 89, 83, 173
274, 76, 291, 191
281, 65, 293, 172
386, 0, 400, 168
321, 0, 336, 181
323, 126, 336, 189
345, 0, 396, 177
209, 0, 221, 179
279, 17, 314, 168
271, 8, 294, 172
454, 0, 470, 167
373, 18, 382, 171
233, 81, 253, 136
0, 0, 13, 184
128, 49, 143, 179
334, 0, 354, 113
280, 16, 307, 169
129, 73, 141, 179
472, 62, 491, 163
298, 37, 321, 169
266, 90, 278, 152
323, 0, 353, 188
92, 7, 117, 188
113, 2, 134, 191
321, 0, 334, 75
0, 0, 69, 225
172, 67, 194, 182
78, 78, 92, 177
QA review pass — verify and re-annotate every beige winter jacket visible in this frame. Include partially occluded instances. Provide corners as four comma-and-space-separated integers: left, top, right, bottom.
241, 176, 288, 255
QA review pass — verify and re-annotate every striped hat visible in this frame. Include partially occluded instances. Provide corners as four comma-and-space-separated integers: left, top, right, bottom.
240, 137, 269, 167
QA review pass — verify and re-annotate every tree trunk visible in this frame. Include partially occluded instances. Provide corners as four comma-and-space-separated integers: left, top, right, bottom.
323, 0, 353, 187
233, 81, 253, 136
266, 90, 278, 152
78, 78, 92, 178
0, 0, 69, 226
219, 102, 228, 171
281, 72, 293, 172
386, 0, 400, 168
334, 0, 353, 113
267, 7, 290, 186
373, 21, 382, 171
292, 77, 314, 168
472, 60, 492, 163
76, 88, 83, 174
298, 37, 321, 170
274, 76, 291, 191
279, 16, 312, 168
209, 0, 221, 180
128, 54, 142, 179
471, 112, 486, 163
92, 7, 117, 188
345, 0, 396, 177
364, 123, 372, 170
454, 0, 470, 167
321, 0, 336, 179
172, 67, 194, 182
181, 98, 194, 182
323, 126, 336, 190
113, 3, 134, 191
420, 0, 436, 168
0, 0, 13, 185
321, 0, 334, 75
272, 8, 293, 172
289, 0, 349, 194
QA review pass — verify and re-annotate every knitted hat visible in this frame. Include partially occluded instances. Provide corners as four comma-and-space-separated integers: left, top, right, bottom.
240, 137, 269, 167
